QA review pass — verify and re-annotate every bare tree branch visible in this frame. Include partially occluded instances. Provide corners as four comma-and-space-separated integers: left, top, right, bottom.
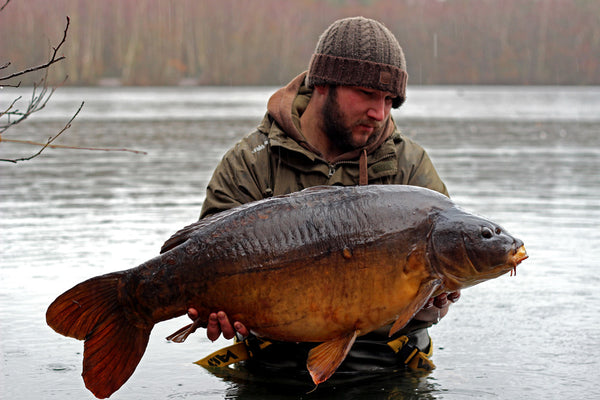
0, 0, 10, 12
0, 16, 69, 83
0, 101, 84, 163
1, 95, 147, 162
0, 96, 20, 119
0, 71, 65, 134
0, 137, 148, 156
1, 10, 146, 162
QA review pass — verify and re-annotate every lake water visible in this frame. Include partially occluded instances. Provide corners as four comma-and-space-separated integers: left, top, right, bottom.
1, 86, 599, 399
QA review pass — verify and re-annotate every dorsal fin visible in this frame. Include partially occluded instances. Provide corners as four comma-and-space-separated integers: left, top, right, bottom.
160, 197, 281, 253
160, 207, 241, 253
160, 220, 209, 253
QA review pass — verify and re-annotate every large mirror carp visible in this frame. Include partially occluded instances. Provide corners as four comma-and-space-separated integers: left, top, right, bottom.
46, 185, 528, 398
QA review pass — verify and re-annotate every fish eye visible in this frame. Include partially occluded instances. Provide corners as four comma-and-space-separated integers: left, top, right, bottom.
481, 226, 494, 239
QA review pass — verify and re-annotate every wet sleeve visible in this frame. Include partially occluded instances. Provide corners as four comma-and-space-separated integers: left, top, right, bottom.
200, 133, 270, 219
397, 135, 449, 197
408, 149, 449, 197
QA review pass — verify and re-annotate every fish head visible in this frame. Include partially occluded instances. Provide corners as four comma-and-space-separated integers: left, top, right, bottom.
429, 208, 528, 291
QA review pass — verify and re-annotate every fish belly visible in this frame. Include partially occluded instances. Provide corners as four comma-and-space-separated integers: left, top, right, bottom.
149, 186, 446, 338
189, 237, 434, 342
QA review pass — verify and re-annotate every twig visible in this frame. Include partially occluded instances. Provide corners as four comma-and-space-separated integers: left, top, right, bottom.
1, 138, 148, 155
0, 96, 20, 119
0, 0, 10, 12
0, 72, 64, 133
0, 12, 145, 163
0, 16, 69, 82
0, 101, 84, 163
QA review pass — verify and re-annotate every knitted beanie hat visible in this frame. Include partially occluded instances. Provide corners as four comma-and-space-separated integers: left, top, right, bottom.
307, 16, 408, 108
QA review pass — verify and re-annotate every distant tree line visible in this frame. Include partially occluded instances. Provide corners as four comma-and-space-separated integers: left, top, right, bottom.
1, 0, 145, 163
1, 0, 598, 86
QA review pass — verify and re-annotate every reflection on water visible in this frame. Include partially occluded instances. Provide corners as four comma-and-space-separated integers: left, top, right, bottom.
1, 87, 599, 399
214, 367, 440, 400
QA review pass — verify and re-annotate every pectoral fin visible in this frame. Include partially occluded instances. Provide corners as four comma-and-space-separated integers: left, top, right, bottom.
389, 277, 441, 337
165, 318, 202, 343
306, 331, 359, 385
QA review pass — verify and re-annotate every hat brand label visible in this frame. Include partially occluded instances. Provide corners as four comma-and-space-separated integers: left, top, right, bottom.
379, 71, 392, 85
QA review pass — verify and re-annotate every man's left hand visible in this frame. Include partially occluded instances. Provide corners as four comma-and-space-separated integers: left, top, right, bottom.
413, 291, 461, 323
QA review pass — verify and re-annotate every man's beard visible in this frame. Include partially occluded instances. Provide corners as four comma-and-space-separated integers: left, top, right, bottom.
321, 86, 384, 154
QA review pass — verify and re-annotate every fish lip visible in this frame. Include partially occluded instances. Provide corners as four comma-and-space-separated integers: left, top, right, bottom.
512, 245, 528, 266
505, 245, 527, 277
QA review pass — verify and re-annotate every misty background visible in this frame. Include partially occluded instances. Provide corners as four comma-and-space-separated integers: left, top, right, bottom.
2, 1, 600, 399
2, 0, 599, 87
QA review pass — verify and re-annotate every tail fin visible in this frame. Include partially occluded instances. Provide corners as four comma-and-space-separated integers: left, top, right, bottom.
46, 272, 153, 399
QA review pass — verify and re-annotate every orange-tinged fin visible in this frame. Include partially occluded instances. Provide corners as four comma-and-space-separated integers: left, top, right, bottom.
166, 320, 203, 343
46, 273, 153, 399
389, 277, 441, 337
83, 310, 151, 398
306, 330, 358, 385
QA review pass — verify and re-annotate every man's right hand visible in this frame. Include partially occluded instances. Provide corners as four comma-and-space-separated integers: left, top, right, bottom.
187, 308, 249, 342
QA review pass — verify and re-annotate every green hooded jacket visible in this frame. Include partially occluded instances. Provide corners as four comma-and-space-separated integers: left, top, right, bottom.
197, 73, 450, 374
201, 72, 448, 219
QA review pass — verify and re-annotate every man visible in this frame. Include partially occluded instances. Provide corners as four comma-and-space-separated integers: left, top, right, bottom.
189, 16, 460, 380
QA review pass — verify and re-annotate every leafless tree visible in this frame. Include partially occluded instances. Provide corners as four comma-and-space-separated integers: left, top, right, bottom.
0, 11, 86, 163
0, 2, 145, 163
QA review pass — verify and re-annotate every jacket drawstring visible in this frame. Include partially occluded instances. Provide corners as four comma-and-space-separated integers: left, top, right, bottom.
359, 149, 368, 185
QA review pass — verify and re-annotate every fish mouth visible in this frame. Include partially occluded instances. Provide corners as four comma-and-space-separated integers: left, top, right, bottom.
508, 245, 528, 276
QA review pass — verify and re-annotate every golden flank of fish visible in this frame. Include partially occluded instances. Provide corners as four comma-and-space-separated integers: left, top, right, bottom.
46, 185, 528, 398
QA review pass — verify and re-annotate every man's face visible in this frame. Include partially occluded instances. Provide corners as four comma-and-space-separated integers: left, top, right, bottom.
321, 85, 394, 153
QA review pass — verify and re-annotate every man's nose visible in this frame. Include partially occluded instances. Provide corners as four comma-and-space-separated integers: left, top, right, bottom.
366, 97, 387, 121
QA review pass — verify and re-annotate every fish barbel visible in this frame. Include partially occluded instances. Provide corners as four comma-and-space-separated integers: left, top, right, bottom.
46, 185, 528, 398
